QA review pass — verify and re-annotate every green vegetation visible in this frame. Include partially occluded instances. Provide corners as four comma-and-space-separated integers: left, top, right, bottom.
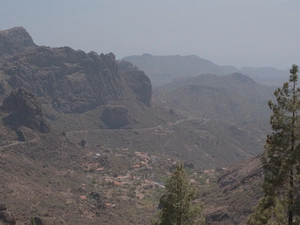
248, 65, 300, 225
151, 163, 204, 225
30, 217, 36, 225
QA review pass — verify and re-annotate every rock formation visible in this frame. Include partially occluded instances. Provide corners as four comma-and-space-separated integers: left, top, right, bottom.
0, 49, 152, 114
2, 87, 50, 133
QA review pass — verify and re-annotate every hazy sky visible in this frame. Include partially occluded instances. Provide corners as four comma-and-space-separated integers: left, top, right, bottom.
1, 0, 299, 69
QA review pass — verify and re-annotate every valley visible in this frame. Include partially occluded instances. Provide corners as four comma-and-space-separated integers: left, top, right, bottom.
0, 26, 279, 225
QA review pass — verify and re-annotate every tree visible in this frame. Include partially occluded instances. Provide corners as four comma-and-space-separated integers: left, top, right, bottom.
248, 65, 300, 225
152, 163, 204, 225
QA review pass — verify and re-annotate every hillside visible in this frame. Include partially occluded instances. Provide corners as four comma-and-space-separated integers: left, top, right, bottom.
155, 73, 274, 123
203, 154, 263, 224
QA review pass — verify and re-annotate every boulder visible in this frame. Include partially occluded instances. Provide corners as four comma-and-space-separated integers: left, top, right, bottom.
100, 105, 133, 129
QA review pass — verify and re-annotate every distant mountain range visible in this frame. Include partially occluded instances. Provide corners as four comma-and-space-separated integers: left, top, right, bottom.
123, 54, 289, 87
240, 66, 289, 87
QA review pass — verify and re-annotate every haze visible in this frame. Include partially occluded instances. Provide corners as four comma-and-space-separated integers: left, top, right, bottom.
1, 0, 299, 69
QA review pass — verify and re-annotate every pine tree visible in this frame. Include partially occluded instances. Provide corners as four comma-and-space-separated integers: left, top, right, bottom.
248, 65, 300, 225
151, 163, 204, 225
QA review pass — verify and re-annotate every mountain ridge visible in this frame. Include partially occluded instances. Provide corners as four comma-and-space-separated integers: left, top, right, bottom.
123, 53, 289, 87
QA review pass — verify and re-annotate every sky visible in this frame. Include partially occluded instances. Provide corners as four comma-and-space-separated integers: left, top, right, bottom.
1, 0, 299, 69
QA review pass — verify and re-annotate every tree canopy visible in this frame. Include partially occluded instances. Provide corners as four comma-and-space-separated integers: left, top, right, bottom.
248, 65, 300, 225
152, 163, 204, 225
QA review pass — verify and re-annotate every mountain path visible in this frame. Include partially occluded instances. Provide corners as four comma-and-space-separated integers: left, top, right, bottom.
66, 117, 210, 135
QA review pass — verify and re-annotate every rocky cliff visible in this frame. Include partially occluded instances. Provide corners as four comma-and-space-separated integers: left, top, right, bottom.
0, 27, 152, 115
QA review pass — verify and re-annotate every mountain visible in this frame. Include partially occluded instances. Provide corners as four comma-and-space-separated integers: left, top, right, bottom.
123, 54, 290, 88
1, 47, 151, 113
0, 27, 164, 130
122, 54, 240, 87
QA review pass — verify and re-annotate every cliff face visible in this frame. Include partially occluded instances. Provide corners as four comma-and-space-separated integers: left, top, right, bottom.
119, 60, 152, 107
0, 28, 152, 114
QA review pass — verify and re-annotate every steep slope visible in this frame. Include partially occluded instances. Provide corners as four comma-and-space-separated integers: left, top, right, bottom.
155, 73, 274, 123
203, 154, 263, 225
123, 54, 239, 86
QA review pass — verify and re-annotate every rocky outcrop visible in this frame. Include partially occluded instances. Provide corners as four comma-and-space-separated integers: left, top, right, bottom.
100, 105, 133, 129
2, 87, 50, 133
0, 46, 152, 113
0, 204, 15, 225
0, 27, 36, 62
1, 47, 123, 113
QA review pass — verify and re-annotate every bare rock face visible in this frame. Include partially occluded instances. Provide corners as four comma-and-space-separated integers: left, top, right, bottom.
2, 87, 50, 133
1, 46, 152, 113
100, 105, 133, 129
0, 204, 16, 225
0, 27, 36, 62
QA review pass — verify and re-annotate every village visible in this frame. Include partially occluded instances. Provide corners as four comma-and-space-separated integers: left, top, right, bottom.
78, 148, 220, 209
